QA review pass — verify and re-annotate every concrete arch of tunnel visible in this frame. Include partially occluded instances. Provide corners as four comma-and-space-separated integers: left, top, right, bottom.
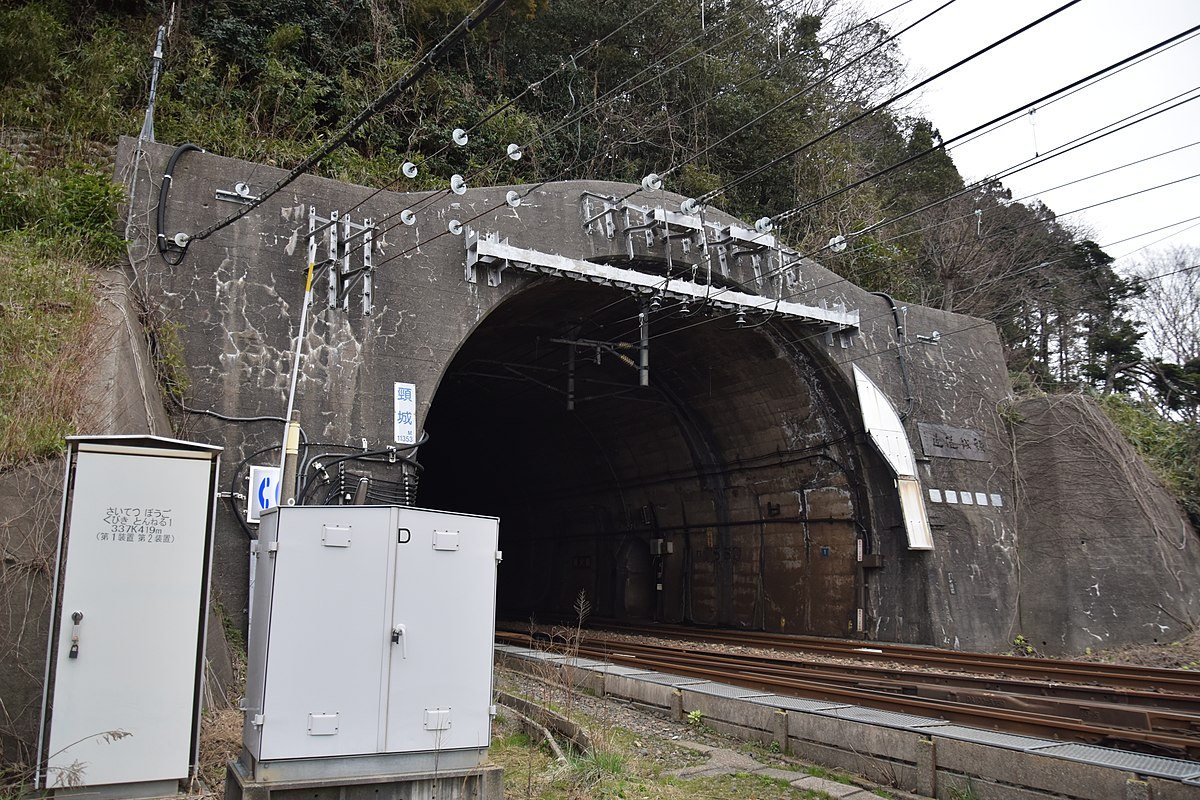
417, 276, 903, 638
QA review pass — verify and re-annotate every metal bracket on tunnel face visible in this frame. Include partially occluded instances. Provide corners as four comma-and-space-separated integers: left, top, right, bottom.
465, 229, 514, 286
463, 231, 861, 329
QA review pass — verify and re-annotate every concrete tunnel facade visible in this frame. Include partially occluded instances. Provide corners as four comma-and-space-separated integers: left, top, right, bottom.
117, 137, 1199, 654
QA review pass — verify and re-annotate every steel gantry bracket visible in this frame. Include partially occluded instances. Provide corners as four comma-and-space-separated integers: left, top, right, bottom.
463, 229, 859, 330
308, 207, 376, 316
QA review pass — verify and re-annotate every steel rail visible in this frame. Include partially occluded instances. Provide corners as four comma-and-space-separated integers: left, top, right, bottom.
495, 630, 1200, 759
532, 619, 1200, 694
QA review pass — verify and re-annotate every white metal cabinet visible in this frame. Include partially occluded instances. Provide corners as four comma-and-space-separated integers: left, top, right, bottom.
244, 506, 499, 765
39, 437, 220, 791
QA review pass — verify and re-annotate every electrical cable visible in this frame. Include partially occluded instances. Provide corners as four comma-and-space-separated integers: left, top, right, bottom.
156, 143, 203, 264
1112, 217, 1200, 259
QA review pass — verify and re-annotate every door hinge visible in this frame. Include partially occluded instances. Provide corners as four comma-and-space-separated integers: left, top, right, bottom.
251, 714, 265, 727
266, 541, 279, 555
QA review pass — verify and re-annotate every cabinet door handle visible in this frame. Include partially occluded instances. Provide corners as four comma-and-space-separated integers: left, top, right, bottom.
391, 624, 407, 658
69, 611, 83, 659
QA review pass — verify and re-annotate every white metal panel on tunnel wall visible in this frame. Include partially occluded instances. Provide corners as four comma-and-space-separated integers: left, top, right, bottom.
852, 366, 934, 550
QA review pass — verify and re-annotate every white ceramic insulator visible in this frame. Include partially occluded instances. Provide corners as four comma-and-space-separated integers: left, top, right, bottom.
505, 190, 521, 208
400, 209, 417, 226
641, 173, 663, 192
506, 143, 523, 161
754, 217, 774, 234
448, 219, 463, 236
450, 174, 467, 195
452, 128, 469, 146
402, 161, 418, 178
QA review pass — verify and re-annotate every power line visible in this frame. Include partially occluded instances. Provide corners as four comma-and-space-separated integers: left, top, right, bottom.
687, 0, 1086, 209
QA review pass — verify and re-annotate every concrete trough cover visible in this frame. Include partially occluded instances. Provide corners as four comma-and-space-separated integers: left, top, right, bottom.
929, 724, 1058, 752
1032, 743, 1200, 780
686, 682, 772, 699
747, 695, 852, 713
630, 671, 709, 687
558, 656, 609, 669
519, 650, 569, 663
590, 664, 656, 676
814, 705, 949, 730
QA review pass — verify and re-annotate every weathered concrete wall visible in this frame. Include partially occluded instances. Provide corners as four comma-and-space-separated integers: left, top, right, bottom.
1012, 395, 1200, 653
113, 135, 1190, 656
0, 268, 236, 762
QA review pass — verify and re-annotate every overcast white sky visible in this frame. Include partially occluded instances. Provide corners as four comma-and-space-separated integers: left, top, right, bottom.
853, 0, 1200, 271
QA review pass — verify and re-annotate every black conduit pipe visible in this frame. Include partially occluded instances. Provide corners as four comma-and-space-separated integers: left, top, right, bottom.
156, 143, 204, 264
870, 292, 916, 420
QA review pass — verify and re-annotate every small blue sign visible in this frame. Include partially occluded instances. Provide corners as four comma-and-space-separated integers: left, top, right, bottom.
247, 465, 282, 523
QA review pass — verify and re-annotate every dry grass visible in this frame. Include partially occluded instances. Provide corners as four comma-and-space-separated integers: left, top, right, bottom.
0, 237, 97, 470
195, 708, 242, 798
1078, 628, 1200, 670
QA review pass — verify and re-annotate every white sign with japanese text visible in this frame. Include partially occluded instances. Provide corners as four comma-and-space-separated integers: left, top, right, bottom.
394, 382, 417, 444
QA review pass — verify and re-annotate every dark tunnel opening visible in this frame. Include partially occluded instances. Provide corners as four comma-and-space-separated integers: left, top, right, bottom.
417, 278, 890, 637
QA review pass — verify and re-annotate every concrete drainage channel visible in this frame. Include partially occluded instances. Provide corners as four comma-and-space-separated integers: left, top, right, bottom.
495, 644, 1200, 800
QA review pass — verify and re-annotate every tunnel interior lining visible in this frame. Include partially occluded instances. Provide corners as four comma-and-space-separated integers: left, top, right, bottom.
417, 278, 890, 635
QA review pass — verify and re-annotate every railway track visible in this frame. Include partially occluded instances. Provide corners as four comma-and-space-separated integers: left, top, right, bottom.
495, 621, 1200, 759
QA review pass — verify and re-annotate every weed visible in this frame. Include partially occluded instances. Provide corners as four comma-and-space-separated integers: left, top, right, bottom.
1011, 634, 1037, 657
948, 779, 979, 800
686, 709, 704, 726
569, 747, 626, 787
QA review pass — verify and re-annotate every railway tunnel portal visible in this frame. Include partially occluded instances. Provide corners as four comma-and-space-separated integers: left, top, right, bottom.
417, 276, 884, 636
119, 137, 1200, 655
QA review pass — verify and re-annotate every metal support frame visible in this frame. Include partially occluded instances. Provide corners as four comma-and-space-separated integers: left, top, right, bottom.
465, 230, 859, 330
307, 208, 376, 316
